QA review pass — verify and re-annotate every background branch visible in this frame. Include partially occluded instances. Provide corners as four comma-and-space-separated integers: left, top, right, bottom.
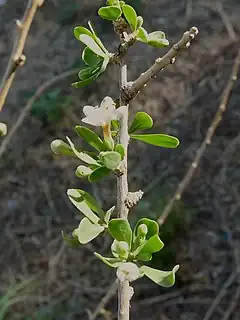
0, 0, 44, 111
158, 48, 240, 226
0, 68, 79, 161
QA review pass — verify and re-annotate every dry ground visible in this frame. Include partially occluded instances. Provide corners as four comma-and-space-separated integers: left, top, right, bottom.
0, 0, 240, 319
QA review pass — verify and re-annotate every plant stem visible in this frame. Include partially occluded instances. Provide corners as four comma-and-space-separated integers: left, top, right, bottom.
117, 59, 130, 320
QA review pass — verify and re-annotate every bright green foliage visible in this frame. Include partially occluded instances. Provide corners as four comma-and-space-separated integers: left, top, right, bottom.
75, 125, 106, 151
98, 6, 122, 21
88, 166, 111, 182
130, 133, 179, 148
108, 219, 132, 246
73, 23, 110, 87
129, 111, 153, 133
122, 4, 138, 30
0, 122, 7, 137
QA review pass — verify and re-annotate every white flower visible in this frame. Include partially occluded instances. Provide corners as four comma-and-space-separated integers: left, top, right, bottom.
82, 96, 126, 126
116, 262, 140, 283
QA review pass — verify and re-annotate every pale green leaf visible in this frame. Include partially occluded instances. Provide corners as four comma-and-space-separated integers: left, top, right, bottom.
140, 265, 180, 287
99, 151, 121, 170
79, 34, 106, 58
94, 252, 124, 268
67, 189, 99, 224
74, 218, 104, 244
66, 136, 99, 164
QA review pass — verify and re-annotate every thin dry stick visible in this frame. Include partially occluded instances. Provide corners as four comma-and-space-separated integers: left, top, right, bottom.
158, 48, 240, 225
0, 68, 79, 161
203, 268, 239, 320
88, 281, 118, 320
121, 27, 199, 104
0, 0, 45, 111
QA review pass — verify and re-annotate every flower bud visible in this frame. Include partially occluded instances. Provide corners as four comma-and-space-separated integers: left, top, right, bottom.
137, 224, 148, 238
112, 241, 129, 260
117, 263, 140, 282
50, 139, 74, 156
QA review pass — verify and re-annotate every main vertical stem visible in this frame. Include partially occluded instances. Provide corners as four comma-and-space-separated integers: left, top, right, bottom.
117, 60, 130, 320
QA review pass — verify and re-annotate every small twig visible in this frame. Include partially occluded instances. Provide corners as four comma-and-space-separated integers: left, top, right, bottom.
121, 27, 199, 104
0, 68, 79, 161
0, 0, 45, 111
203, 269, 239, 320
221, 286, 240, 320
158, 49, 240, 225
88, 280, 118, 320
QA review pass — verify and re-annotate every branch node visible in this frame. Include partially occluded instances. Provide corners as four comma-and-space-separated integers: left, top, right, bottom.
125, 190, 144, 209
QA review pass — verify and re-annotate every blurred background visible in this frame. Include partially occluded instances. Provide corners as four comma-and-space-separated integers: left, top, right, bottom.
0, 0, 239, 319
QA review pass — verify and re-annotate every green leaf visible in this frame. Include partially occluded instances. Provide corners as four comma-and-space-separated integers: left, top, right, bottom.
82, 47, 101, 66
136, 235, 164, 261
105, 206, 115, 224
148, 31, 169, 48
50, 139, 76, 157
75, 126, 105, 151
72, 72, 99, 88
0, 122, 7, 136
94, 252, 124, 268
66, 136, 99, 164
70, 189, 105, 220
136, 16, 143, 29
74, 218, 104, 244
134, 218, 159, 239
79, 34, 106, 58
108, 219, 132, 246
67, 189, 100, 224
122, 4, 138, 30
75, 165, 93, 178
137, 27, 148, 43
107, 0, 120, 6
99, 151, 121, 170
61, 231, 80, 248
115, 144, 125, 159
140, 265, 180, 287
88, 21, 109, 54
98, 6, 122, 21
129, 112, 153, 133
74, 26, 93, 41
88, 166, 111, 183
130, 134, 180, 148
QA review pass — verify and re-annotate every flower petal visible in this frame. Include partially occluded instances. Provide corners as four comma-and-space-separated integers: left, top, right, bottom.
116, 106, 128, 119
100, 96, 116, 112
83, 105, 95, 117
